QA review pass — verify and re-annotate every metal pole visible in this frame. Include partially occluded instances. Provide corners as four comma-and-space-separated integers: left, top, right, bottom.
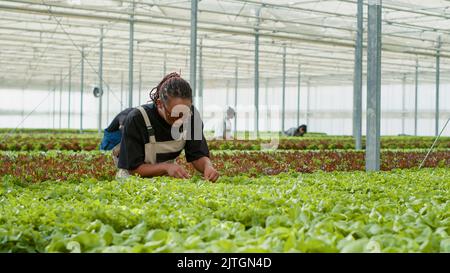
199, 38, 204, 118
120, 71, 124, 110
80, 46, 84, 133
190, 0, 198, 100
365, 0, 382, 171
107, 85, 110, 125
353, 0, 363, 150
265, 78, 269, 131
129, 1, 135, 108
53, 74, 56, 129
414, 59, 418, 136
435, 36, 441, 137
297, 64, 301, 126
226, 80, 230, 106
68, 58, 71, 129
59, 69, 62, 129
401, 74, 406, 135
234, 57, 238, 139
254, 7, 261, 137
306, 80, 310, 126
47, 80, 51, 128
20, 87, 24, 128
163, 52, 167, 76
138, 62, 142, 105
282, 45, 286, 132
98, 25, 104, 134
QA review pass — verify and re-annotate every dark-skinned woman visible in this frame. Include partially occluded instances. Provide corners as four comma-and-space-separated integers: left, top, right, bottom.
115, 72, 219, 182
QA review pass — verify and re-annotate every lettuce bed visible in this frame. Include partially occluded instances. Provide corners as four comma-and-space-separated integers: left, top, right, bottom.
1, 150, 448, 183
1, 134, 449, 151
1, 168, 449, 253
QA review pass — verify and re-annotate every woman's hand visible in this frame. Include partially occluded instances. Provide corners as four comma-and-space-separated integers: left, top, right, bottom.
165, 163, 191, 179
204, 165, 219, 182
191, 156, 219, 182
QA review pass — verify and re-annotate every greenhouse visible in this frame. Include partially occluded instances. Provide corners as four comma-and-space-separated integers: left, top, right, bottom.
0, 0, 449, 256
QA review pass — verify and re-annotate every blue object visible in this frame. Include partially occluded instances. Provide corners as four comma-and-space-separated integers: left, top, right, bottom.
100, 129, 122, 150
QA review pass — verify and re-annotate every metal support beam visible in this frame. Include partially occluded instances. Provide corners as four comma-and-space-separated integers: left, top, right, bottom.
306, 81, 310, 126
80, 46, 84, 133
46, 80, 51, 127
365, 0, 382, 171
120, 71, 124, 110
107, 85, 110, 125
53, 74, 56, 129
282, 45, 286, 132
414, 59, 418, 136
59, 69, 62, 129
20, 88, 24, 127
129, 1, 135, 108
254, 7, 261, 137
68, 58, 71, 129
353, 0, 363, 149
47, 80, 51, 127
98, 25, 104, 134
163, 52, 167, 76
138, 62, 142, 105
226, 79, 230, 106
234, 57, 238, 139
401, 74, 406, 135
190, 0, 198, 99
265, 78, 269, 131
297, 64, 301, 126
435, 36, 441, 136
199, 38, 204, 118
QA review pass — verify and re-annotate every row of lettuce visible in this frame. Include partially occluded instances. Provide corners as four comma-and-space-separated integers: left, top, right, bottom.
1, 169, 449, 252
0, 149, 448, 183
1, 134, 449, 151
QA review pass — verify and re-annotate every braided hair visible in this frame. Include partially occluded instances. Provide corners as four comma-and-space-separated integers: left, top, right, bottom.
149, 72, 192, 103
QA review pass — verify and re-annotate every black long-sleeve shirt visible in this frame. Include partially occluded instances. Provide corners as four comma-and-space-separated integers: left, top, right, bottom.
118, 103, 209, 170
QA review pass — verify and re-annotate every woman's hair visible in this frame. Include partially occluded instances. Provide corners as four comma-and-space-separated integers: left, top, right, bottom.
149, 72, 192, 103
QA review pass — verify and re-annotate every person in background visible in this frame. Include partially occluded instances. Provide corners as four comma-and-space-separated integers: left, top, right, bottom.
284, 124, 307, 137
213, 106, 236, 140
100, 108, 134, 166
100, 107, 134, 151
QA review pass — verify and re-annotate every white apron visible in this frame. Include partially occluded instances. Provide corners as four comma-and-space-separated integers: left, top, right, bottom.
115, 106, 186, 179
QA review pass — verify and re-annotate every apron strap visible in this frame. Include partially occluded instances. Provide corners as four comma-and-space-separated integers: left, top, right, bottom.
137, 106, 156, 144
136, 105, 185, 165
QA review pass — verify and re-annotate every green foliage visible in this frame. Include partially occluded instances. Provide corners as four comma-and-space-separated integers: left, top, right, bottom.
1, 168, 449, 253
1, 149, 448, 184
1, 133, 449, 152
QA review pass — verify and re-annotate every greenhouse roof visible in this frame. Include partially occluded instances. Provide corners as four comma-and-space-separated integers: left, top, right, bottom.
1, 0, 450, 90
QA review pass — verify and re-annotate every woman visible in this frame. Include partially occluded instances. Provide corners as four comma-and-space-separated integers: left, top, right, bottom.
116, 72, 219, 182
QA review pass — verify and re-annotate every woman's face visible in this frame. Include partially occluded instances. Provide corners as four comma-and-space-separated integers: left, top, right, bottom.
157, 97, 192, 125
